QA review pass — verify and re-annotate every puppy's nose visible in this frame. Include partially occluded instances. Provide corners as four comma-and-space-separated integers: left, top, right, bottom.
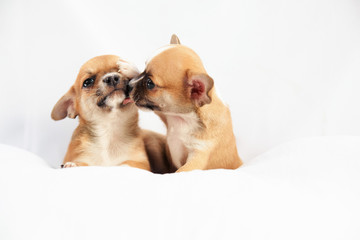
127, 83, 134, 93
103, 75, 120, 87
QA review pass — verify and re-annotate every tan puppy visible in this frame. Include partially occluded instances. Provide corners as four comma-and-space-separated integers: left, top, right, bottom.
51, 55, 153, 170
129, 35, 243, 172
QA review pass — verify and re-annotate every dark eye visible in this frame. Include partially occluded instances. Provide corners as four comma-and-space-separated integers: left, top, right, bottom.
82, 77, 95, 88
146, 77, 155, 90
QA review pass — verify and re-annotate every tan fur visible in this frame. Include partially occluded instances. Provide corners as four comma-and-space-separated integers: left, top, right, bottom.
51, 55, 157, 171
120, 160, 150, 171
141, 130, 176, 173
130, 36, 243, 172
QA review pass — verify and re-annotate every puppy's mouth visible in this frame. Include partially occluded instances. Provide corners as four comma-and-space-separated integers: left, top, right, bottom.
122, 97, 133, 106
135, 101, 160, 111
130, 84, 160, 111
97, 89, 134, 108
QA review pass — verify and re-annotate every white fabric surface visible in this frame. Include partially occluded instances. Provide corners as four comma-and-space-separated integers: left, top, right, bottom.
1, 136, 359, 240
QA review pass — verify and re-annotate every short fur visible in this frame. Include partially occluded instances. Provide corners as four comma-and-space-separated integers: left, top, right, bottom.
130, 35, 243, 172
51, 55, 172, 173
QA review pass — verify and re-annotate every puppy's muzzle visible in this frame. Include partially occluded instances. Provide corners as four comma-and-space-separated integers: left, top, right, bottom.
103, 74, 120, 87
126, 83, 134, 94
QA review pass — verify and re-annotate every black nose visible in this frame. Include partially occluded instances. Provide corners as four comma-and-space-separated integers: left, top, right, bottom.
103, 75, 120, 87
127, 83, 134, 93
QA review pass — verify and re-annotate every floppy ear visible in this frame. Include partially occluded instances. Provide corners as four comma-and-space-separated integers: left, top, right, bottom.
186, 71, 214, 107
51, 87, 78, 120
170, 34, 181, 44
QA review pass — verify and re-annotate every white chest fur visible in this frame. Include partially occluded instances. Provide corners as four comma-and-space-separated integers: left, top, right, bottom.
80, 109, 141, 166
165, 112, 205, 168
92, 124, 129, 166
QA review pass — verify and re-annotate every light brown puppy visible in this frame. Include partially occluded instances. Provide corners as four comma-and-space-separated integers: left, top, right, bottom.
51, 55, 166, 171
129, 35, 243, 172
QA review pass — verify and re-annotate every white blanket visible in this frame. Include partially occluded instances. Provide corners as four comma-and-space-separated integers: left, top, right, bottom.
1, 136, 359, 240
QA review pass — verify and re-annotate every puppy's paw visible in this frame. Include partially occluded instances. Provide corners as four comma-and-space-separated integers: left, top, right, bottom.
61, 162, 78, 168
117, 59, 139, 79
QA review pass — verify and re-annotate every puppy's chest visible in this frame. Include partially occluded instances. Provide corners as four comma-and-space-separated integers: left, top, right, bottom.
98, 138, 128, 165
165, 113, 205, 168
83, 126, 132, 166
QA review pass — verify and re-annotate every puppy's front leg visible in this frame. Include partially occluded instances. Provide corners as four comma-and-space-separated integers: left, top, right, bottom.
61, 161, 89, 168
120, 160, 151, 171
176, 150, 210, 172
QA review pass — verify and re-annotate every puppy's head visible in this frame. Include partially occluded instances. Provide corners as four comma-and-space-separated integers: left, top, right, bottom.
51, 55, 139, 121
129, 35, 214, 114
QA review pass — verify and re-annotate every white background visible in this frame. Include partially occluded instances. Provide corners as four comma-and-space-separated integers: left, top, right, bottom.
1, 0, 359, 167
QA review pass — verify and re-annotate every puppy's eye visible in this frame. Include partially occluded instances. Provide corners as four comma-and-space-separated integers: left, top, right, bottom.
146, 77, 155, 90
82, 77, 95, 88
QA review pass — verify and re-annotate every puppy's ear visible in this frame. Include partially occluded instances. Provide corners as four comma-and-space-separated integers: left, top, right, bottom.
186, 71, 214, 107
170, 34, 181, 44
117, 59, 140, 79
51, 87, 78, 120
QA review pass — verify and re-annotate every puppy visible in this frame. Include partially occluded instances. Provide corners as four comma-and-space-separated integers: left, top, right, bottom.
142, 129, 176, 173
51, 55, 151, 170
129, 35, 243, 172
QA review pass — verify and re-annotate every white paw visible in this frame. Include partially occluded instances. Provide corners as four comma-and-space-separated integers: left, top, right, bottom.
117, 59, 139, 79
62, 162, 78, 168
